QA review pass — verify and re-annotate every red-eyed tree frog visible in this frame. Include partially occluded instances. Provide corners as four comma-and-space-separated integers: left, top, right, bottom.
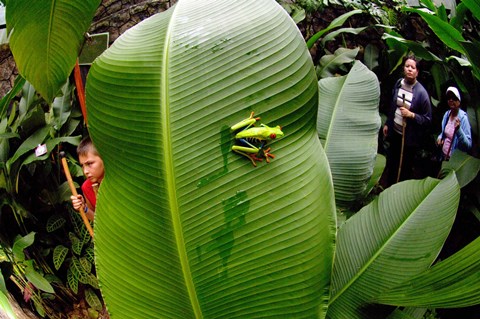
230, 112, 284, 166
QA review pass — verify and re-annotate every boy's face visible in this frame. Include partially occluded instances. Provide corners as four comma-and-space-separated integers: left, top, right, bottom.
79, 152, 104, 184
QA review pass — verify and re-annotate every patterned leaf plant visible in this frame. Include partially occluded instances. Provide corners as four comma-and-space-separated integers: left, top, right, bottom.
48, 210, 98, 301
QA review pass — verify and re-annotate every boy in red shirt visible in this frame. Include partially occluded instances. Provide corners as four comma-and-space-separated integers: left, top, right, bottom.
70, 137, 104, 221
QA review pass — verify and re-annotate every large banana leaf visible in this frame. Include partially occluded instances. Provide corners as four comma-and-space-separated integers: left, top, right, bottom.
439, 151, 480, 188
374, 235, 480, 308
317, 61, 381, 208
6, 0, 100, 102
326, 173, 460, 319
86, 1, 336, 318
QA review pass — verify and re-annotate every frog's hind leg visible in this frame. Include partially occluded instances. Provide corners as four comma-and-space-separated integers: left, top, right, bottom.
230, 112, 261, 132
232, 146, 263, 167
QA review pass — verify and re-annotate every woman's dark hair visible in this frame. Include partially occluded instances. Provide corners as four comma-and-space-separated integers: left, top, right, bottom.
404, 54, 419, 70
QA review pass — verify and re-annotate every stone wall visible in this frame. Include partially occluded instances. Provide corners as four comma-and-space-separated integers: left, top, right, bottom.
0, 0, 177, 97
0, 43, 18, 97
90, 0, 176, 43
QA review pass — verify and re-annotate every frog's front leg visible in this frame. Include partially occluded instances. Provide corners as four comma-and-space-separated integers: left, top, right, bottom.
232, 144, 263, 167
230, 112, 261, 132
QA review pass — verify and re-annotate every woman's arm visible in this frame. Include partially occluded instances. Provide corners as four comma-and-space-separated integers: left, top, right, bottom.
456, 113, 472, 151
410, 86, 432, 126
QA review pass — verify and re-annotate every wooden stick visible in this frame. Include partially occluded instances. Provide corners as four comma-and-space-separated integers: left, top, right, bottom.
397, 94, 407, 183
59, 152, 94, 238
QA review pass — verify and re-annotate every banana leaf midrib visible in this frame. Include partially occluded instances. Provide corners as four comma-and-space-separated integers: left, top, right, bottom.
162, 3, 203, 318
322, 78, 346, 153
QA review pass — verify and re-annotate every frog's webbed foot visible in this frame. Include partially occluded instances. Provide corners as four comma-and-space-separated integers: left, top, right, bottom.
249, 153, 264, 167
262, 147, 275, 163
232, 148, 263, 167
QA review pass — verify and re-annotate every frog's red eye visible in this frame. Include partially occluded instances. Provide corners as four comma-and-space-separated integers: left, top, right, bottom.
270, 133, 276, 139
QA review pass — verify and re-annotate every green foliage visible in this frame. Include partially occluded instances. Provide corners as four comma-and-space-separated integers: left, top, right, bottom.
439, 151, 480, 188
317, 47, 360, 78
328, 173, 460, 318
2, 0, 480, 318
306, 9, 363, 49
317, 60, 382, 208
5, 0, 101, 102
384, 0, 480, 104
49, 210, 98, 299
0, 288, 17, 319
0, 76, 25, 121
46, 215, 67, 233
87, 1, 336, 317
56, 210, 97, 295
363, 44, 380, 72
11, 232, 35, 261
404, 7, 466, 54
388, 4, 480, 270
2, 233, 55, 316
85, 1, 477, 318
296, 0, 324, 12
463, 0, 480, 21
278, 2, 306, 24
339, 0, 401, 24
53, 245, 68, 270
0, 68, 98, 316
85, 288, 102, 311
24, 261, 54, 294
387, 307, 429, 319
376, 235, 480, 308
67, 268, 78, 295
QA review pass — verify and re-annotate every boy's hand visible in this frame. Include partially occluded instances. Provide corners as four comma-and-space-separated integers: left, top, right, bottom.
71, 195, 85, 211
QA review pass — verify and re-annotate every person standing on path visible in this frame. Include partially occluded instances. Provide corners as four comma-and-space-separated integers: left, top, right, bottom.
383, 54, 432, 186
437, 86, 472, 160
